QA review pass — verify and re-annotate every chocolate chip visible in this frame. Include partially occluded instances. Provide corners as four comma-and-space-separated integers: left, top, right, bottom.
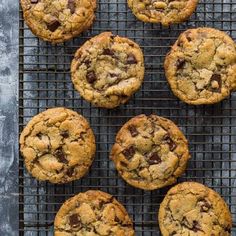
31, 0, 39, 3
120, 161, 128, 168
103, 48, 114, 56
86, 71, 96, 83
163, 134, 176, 151
122, 146, 135, 159
148, 152, 161, 165
192, 220, 202, 232
109, 73, 118, 78
83, 59, 91, 67
176, 58, 185, 70
61, 131, 69, 139
68, 0, 76, 14
209, 74, 222, 93
127, 54, 137, 64
170, 232, 177, 236
185, 31, 192, 42
67, 167, 74, 177
46, 20, 60, 32
54, 147, 68, 164
199, 199, 211, 212
225, 225, 231, 233
128, 125, 139, 137
69, 214, 80, 228
36, 133, 43, 139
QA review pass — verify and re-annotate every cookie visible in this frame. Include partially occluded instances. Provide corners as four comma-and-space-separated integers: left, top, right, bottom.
165, 27, 236, 105
158, 182, 232, 236
20, 0, 96, 43
71, 32, 145, 109
128, 0, 198, 26
54, 190, 135, 236
110, 114, 190, 190
19, 107, 96, 184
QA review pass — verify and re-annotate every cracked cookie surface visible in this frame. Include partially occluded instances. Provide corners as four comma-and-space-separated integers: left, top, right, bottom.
71, 32, 145, 109
158, 182, 232, 236
20, 0, 96, 43
20, 107, 96, 184
128, 0, 198, 26
165, 27, 236, 105
110, 114, 190, 190
54, 190, 134, 236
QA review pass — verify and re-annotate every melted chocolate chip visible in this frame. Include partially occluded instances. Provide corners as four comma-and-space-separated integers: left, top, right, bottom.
54, 147, 68, 164
69, 214, 80, 228
103, 48, 114, 56
61, 131, 69, 139
122, 146, 135, 159
148, 152, 161, 165
46, 20, 61, 32
86, 71, 96, 83
67, 167, 74, 177
31, 0, 39, 3
109, 73, 118, 78
163, 134, 177, 151
176, 58, 186, 70
209, 74, 222, 93
68, 0, 76, 14
128, 125, 139, 137
127, 54, 137, 64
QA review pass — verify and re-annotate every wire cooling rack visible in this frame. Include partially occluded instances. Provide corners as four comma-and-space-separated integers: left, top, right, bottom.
19, 0, 236, 235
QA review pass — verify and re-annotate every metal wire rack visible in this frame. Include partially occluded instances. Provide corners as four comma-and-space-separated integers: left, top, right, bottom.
19, 0, 236, 235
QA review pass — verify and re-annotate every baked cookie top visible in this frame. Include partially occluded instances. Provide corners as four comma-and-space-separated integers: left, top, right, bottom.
54, 190, 134, 236
158, 182, 232, 236
128, 0, 198, 26
110, 114, 190, 190
20, 107, 96, 184
165, 27, 236, 105
71, 32, 145, 109
20, 0, 96, 43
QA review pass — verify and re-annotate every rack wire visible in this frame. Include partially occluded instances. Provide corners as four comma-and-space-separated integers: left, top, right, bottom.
19, 0, 236, 235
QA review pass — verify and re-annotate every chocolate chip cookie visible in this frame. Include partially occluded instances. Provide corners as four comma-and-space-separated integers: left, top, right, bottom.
20, 107, 96, 184
128, 0, 198, 26
54, 190, 135, 235
110, 114, 190, 190
158, 182, 232, 236
71, 32, 145, 109
165, 27, 236, 105
20, 0, 96, 43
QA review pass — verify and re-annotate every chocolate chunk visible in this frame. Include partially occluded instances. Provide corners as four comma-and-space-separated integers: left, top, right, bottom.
67, 167, 74, 177
46, 20, 60, 32
122, 146, 135, 159
103, 48, 114, 56
176, 58, 185, 70
61, 131, 69, 139
127, 54, 137, 64
148, 152, 161, 165
128, 125, 139, 137
209, 74, 222, 93
163, 134, 176, 151
31, 0, 39, 3
69, 214, 80, 228
86, 71, 96, 83
54, 147, 68, 164
68, 0, 76, 14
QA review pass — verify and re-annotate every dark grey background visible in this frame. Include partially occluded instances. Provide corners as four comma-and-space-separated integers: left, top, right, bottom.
0, 0, 18, 235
